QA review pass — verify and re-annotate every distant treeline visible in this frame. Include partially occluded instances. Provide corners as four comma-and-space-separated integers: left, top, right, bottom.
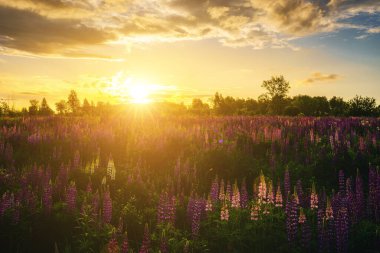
1, 76, 379, 117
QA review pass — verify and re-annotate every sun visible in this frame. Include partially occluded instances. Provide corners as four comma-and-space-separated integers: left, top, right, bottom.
129, 85, 151, 104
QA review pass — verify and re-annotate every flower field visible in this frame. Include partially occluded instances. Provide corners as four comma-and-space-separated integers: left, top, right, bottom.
0, 115, 379, 253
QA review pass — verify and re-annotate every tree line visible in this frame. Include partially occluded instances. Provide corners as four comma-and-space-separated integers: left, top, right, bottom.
0, 76, 379, 117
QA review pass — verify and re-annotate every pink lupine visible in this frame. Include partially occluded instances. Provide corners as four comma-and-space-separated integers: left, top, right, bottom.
258, 171, 267, 204
205, 195, 212, 212
218, 180, 225, 201
107, 236, 119, 253
221, 201, 229, 221
120, 233, 129, 253
231, 181, 240, 208
250, 204, 260, 221
139, 224, 150, 253
275, 183, 283, 207
103, 187, 112, 223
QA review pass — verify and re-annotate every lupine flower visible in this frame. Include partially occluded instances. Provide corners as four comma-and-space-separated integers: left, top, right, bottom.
42, 180, 52, 214
103, 187, 112, 223
226, 181, 232, 203
191, 198, 202, 237
284, 168, 291, 198
120, 233, 129, 253
240, 178, 249, 208
250, 204, 260, 220
326, 197, 334, 220
92, 191, 100, 217
160, 230, 168, 253
139, 224, 151, 253
258, 171, 267, 204
299, 208, 306, 224
267, 180, 274, 205
205, 195, 212, 212
285, 194, 298, 244
210, 176, 219, 202
301, 218, 311, 250
65, 181, 77, 212
317, 207, 327, 253
338, 170, 345, 195
335, 207, 349, 253
231, 180, 240, 208
355, 170, 364, 218
275, 183, 283, 207
107, 236, 119, 253
310, 182, 319, 210
107, 156, 116, 181
221, 201, 229, 221
296, 179, 304, 207
219, 180, 225, 201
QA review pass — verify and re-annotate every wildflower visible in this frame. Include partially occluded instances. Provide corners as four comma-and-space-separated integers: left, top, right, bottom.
103, 187, 112, 223
231, 180, 240, 208
205, 195, 212, 212
65, 181, 77, 212
221, 201, 229, 221
258, 171, 267, 204
107, 156, 116, 180
275, 183, 283, 207
284, 168, 291, 198
139, 224, 151, 253
219, 179, 225, 201
250, 204, 260, 221
310, 182, 319, 210
240, 178, 249, 208
299, 208, 306, 224
210, 176, 219, 202
120, 233, 129, 253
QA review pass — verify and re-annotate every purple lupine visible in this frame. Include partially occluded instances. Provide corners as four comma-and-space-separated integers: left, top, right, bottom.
336, 207, 349, 253
65, 182, 77, 212
210, 176, 219, 203
191, 198, 202, 238
355, 170, 365, 219
300, 218, 311, 250
368, 166, 377, 219
240, 178, 249, 208
345, 178, 356, 223
284, 168, 291, 198
317, 207, 327, 253
0, 192, 12, 217
338, 170, 345, 195
92, 191, 100, 217
296, 179, 304, 207
160, 231, 168, 253
42, 180, 52, 214
285, 194, 298, 245
103, 187, 112, 223
139, 224, 150, 253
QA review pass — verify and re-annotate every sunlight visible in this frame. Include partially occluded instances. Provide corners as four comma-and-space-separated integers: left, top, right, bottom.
104, 72, 177, 104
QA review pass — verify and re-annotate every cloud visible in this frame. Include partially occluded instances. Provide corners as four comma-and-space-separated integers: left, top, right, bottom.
0, 0, 379, 57
0, 6, 115, 55
303, 72, 339, 84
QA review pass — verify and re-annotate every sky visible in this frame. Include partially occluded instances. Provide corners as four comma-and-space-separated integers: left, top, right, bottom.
0, 0, 379, 108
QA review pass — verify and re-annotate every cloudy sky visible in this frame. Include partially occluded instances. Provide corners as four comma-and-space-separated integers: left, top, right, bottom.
0, 0, 379, 107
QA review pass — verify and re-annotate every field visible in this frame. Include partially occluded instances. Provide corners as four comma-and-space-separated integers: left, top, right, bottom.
0, 115, 379, 253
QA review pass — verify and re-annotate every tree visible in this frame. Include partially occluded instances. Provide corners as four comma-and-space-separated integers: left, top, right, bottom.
39, 98, 54, 116
55, 100, 68, 115
348, 95, 377, 117
82, 98, 92, 114
261, 75, 290, 99
190, 98, 210, 115
329, 96, 348, 116
67, 90, 80, 114
28, 99, 39, 116
261, 76, 291, 115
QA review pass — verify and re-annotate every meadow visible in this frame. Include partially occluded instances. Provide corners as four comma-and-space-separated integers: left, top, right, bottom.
0, 115, 379, 253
